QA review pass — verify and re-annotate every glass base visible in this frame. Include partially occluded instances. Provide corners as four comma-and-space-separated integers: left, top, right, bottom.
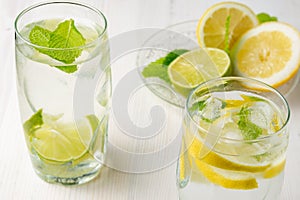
34, 166, 102, 185
30, 153, 103, 185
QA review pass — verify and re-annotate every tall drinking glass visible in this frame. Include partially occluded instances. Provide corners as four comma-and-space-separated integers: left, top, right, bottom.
178, 77, 290, 199
15, 1, 111, 185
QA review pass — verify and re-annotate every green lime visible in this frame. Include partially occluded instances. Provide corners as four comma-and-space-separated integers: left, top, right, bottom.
25, 110, 98, 162
168, 48, 231, 96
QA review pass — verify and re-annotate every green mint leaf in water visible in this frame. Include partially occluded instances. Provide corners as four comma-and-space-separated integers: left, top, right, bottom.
190, 100, 207, 112
29, 19, 86, 73
224, 16, 231, 54
257, 13, 278, 24
238, 106, 262, 140
142, 49, 189, 83
23, 109, 44, 135
29, 26, 51, 48
49, 19, 86, 63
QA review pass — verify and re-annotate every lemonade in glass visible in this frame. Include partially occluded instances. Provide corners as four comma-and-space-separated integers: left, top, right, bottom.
178, 77, 289, 200
15, 2, 111, 185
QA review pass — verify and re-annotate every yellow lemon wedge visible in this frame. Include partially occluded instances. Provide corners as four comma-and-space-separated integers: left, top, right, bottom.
263, 159, 286, 179
231, 22, 300, 88
188, 138, 270, 173
194, 159, 258, 190
197, 1, 259, 51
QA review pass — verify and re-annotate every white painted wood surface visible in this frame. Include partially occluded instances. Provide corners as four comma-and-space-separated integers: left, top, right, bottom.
1, 0, 300, 199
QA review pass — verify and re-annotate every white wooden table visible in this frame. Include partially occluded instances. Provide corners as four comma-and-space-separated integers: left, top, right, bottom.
1, 0, 300, 199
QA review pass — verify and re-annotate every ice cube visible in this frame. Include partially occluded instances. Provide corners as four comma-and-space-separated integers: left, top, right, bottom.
222, 122, 243, 140
200, 96, 224, 122
248, 101, 274, 130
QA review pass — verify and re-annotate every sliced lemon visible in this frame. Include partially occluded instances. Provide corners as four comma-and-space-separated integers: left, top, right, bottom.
168, 48, 230, 96
194, 159, 258, 190
231, 22, 300, 87
188, 138, 270, 173
263, 159, 286, 179
223, 93, 264, 108
197, 2, 259, 51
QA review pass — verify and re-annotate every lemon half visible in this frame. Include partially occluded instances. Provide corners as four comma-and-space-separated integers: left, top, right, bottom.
197, 1, 259, 50
231, 22, 300, 87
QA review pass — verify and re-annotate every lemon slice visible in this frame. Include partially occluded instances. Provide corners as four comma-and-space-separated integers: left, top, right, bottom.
231, 22, 300, 87
168, 48, 230, 96
188, 138, 270, 173
29, 113, 98, 162
263, 159, 286, 179
197, 2, 259, 51
194, 159, 258, 190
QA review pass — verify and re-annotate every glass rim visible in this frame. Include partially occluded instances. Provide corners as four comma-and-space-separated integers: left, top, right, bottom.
14, 1, 108, 51
185, 76, 290, 143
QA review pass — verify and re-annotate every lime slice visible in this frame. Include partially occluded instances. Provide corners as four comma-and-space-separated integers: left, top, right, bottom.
24, 110, 98, 162
194, 159, 258, 190
32, 124, 87, 162
168, 48, 231, 96
74, 115, 99, 148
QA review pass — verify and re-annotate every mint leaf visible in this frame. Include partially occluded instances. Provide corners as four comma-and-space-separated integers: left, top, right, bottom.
29, 19, 86, 73
29, 26, 51, 48
23, 109, 43, 135
48, 19, 86, 63
224, 16, 231, 54
190, 100, 206, 112
142, 49, 189, 83
238, 106, 262, 140
257, 13, 278, 24
163, 49, 189, 66
142, 57, 170, 83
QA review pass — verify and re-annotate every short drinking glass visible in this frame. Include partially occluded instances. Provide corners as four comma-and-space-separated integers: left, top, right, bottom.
15, 2, 111, 185
178, 77, 290, 200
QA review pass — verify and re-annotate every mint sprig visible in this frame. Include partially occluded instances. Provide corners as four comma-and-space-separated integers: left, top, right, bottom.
29, 19, 86, 73
142, 49, 188, 83
238, 106, 262, 140
257, 13, 278, 24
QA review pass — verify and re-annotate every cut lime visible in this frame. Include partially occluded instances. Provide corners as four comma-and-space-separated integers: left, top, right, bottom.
168, 48, 231, 96
24, 110, 98, 162
74, 114, 99, 148
32, 124, 87, 162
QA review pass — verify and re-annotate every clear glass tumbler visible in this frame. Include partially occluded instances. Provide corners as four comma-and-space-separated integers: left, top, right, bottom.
178, 77, 290, 200
15, 1, 111, 185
